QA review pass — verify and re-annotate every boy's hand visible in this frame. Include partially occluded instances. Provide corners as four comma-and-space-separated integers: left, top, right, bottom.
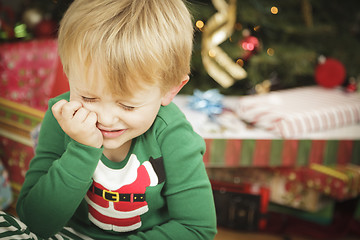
52, 100, 103, 148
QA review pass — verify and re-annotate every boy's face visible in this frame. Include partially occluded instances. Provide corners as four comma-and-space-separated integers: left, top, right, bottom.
69, 75, 163, 151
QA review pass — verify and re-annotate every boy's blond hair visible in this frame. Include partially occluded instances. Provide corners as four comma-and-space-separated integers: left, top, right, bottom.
58, 0, 193, 96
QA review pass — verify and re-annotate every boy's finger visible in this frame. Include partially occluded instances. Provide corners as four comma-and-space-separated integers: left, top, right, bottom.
73, 107, 89, 122
51, 99, 68, 119
61, 101, 83, 119
84, 111, 98, 126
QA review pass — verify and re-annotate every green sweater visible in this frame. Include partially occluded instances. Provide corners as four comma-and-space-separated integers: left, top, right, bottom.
16, 92, 217, 239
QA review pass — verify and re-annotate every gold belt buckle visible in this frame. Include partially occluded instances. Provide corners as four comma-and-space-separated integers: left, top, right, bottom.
103, 189, 119, 202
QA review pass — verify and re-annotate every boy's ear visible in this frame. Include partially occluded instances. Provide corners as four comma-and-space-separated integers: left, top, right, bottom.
161, 75, 189, 106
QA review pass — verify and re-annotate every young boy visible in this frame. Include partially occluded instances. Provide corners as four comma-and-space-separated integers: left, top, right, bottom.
10, 0, 217, 239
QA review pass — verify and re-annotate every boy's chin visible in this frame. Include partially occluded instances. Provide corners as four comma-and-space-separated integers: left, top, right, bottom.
102, 138, 132, 151
102, 140, 123, 150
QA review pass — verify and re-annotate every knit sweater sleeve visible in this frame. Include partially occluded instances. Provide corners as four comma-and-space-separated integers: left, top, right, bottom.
16, 93, 103, 238
127, 104, 217, 240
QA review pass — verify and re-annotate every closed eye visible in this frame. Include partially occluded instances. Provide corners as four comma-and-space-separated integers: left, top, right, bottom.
82, 96, 135, 111
119, 103, 135, 111
81, 96, 97, 103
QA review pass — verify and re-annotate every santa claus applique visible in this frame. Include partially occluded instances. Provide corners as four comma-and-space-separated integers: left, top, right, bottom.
85, 154, 165, 232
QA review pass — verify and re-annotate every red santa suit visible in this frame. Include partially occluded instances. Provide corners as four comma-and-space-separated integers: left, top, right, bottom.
85, 154, 161, 232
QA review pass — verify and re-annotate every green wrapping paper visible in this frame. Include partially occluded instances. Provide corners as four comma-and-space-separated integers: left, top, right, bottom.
204, 139, 360, 167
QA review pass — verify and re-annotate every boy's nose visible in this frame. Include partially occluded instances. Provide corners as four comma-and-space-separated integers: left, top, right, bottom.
96, 105, 119, 127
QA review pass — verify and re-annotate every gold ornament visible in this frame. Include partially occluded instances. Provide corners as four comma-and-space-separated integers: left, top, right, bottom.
255, 79, 271, 94
201, 0, 247, 88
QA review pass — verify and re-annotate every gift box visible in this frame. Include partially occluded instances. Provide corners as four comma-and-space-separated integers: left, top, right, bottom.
308, 163, 360, 200
174, 94, 360, 168
272, 164, 360, 202
269, 167, 333, 212
0, 39, 68, 111
203, 139, 360, 167
0, 97, 44, 200
0, 39, 68, 205
236, 86, 360, 138
206, 167, 349, 212
207, 167, 319, 212
0, 136, 34, 194
211, 179, 270, 231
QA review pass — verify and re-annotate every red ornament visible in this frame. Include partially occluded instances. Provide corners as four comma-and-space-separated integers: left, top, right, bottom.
346, 78, 357, 93
239, 35, 260, 61
315, 58, 346, 88
241, 36, 259, 51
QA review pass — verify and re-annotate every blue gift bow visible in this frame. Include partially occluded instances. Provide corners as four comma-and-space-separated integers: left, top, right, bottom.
188, 89, 224, 118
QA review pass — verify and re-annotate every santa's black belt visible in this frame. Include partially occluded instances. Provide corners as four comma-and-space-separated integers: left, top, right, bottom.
90, 185, 146, 203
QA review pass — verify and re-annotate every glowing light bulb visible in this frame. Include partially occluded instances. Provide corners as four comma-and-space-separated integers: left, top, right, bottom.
196, 20, 204, 30
271, 6, 279, 15
208, 49, 216, 57
253, 25, 261, 32
267, 48, 275, 56
236, 58, 244, 67
242, 42, 254, 51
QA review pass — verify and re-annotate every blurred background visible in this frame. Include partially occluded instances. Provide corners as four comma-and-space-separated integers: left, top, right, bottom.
1, 0, 360, 95
1, 1, 360, 240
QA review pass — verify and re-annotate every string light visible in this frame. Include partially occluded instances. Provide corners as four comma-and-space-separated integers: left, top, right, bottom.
236, 58, 244, 67
267, 48, 275, 56
241, 36, 259, 51
208, 49, 216, 58
271, 6, 279, 15
253, 25, 261, 32
196, 20, 204, 30
242, 42, 255, 51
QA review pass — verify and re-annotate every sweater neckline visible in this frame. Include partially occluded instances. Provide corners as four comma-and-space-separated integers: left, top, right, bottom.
100, 138, 136, 169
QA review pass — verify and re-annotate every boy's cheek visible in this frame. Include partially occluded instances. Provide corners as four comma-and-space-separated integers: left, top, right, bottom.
69, 92, 79, 102
68, 94, 87, 109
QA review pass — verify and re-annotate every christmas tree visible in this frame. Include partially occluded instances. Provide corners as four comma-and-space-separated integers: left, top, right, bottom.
184, 0, 360, 95
2, 0, 359, 95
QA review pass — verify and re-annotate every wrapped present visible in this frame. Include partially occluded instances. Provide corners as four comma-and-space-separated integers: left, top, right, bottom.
174, 94, 360, 167
0, 39, 68, 202
236, 86, 360, 138
203, 139, 360, 167
308, 163, 360, 200
0, 97, 44, 199
269, 167, 333, 212
271, 164, 360, 203
0, 136, 35, 195
207, 167, 339, 212
0, 39, 68, 111
208, 164, 360, 211
211, 179, 270, 231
